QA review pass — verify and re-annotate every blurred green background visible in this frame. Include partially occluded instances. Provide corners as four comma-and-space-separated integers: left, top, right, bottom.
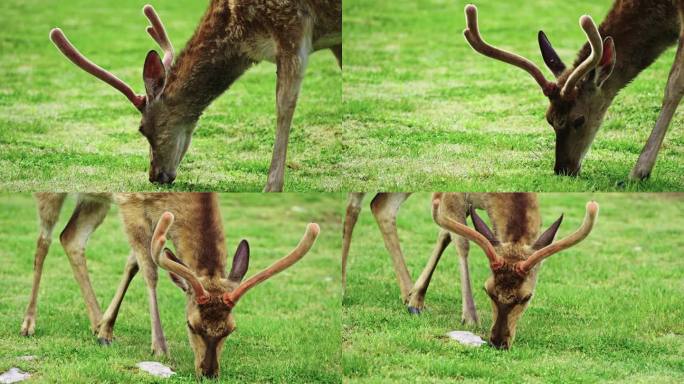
0, 0, 342, 191
0, 193, 342, 383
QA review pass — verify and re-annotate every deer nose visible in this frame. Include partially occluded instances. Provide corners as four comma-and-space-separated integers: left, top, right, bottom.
150, 171, 176, 184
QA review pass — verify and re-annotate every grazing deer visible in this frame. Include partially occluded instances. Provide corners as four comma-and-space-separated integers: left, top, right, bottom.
50, 2, 341, 191
342, 193, 598, 349
20, 193, 320, 377
463, 1, 683, 180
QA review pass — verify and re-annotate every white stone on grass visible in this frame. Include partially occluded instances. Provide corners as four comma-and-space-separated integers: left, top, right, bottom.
136, 361, 175, 378
0, 368, 31, 383
446, 330, 487, 347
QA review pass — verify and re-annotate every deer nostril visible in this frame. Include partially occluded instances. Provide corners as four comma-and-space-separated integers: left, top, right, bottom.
153, 171, 175, 184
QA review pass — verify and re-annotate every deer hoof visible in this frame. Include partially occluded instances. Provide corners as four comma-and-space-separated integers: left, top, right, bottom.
629, 166, 652, 181
20, 318, 35, 337
407, 306, 422, 315
98, 337, 112, 346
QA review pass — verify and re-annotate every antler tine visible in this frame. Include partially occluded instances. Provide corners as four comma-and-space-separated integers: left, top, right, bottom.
561, 15, 603, 96
463, 4, 557, 97
222, 223, 320, 309
143, 4, 174, 69
49, 28, 146, 111
516, 201, 598, 275
151, 212, 209, 304
431, 194, 504, 271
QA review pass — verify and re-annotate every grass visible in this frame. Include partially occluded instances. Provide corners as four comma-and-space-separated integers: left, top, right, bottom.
343, 193, 684, 383
0, 0, 342, 192
342, 0, 684, 191
0, 193, 342, 383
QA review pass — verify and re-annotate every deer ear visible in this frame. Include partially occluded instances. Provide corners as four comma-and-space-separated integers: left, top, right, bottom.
532, 214, 563, 250
228, 240, 250, 283
143, 50, 166, 100
538, 31, 566, 78
164, 248, 190, 292
595, 37, 616, 88
469, 207, 500, 246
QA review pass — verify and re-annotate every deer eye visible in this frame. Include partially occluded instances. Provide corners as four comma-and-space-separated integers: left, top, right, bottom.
573, 116, 585, 129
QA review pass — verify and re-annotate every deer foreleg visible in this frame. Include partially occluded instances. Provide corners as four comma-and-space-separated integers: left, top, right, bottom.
370, 193, 413, 302
59, 197, 110, 333
407, 229, 451, 314
263, 39, 310, 192
96, 251, 139, 345
131, 246, 168, 356
631, 37, 684, 181
342, 193, 365, 291
21, 193, 67, 336
455, 233, 478, 325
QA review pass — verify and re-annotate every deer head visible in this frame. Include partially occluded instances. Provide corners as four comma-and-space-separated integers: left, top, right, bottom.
50, 5, 190, 184
432, 195, 598, 349
464, 5, 617, 176
151, 212, 320, 377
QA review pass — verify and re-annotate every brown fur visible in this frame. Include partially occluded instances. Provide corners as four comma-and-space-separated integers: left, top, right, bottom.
23, 193, 233, 377
543, 0, 682, 176
140, 0, 341, 190
342, 193, 592, 350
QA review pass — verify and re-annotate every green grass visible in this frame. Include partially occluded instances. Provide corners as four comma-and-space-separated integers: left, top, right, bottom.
0, 193, 342, 383
0, 0, 342, 192
343, 193, 684, 383
342, 0, 684, 191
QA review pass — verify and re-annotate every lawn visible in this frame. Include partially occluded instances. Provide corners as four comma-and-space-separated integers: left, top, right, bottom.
342, 0, 684, 191
0, 193, 342, 383
343, 193, 684, 382
0, 0, 342, 192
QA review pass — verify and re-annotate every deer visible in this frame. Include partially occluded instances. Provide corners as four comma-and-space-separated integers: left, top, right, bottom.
341, 193, 598, 349
49, 2, 342, 192
463, 1, 683, 180
20, 192, 320, 377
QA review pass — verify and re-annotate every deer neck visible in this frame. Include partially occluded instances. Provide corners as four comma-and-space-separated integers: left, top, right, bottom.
161, 4, 254, 124
575, 0, 680, 99
484, 193, 541, 246
172, 193, 228, 278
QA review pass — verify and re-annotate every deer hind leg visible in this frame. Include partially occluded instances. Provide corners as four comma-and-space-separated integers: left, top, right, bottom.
407, 229, 451, 314
630, 36, 684, 181
342, 193, 366, 291
370, 193, 413, 302
331, 44, 342, 68
59, 197, 110, 333
263, 30, 312, 192
21, 193, 67, 336
96, 251, 139, 346
454, 233, 479, 325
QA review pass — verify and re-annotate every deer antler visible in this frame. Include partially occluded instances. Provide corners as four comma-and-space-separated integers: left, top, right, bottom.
143, 4, 174, 70
222, 223, 320, 309
463, 4, 557, 96
515, 201, 598, 275
561, 16, 603, 96
432, 194, 504, 271
49, 28, 146, 110
152, 212, 210, 304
